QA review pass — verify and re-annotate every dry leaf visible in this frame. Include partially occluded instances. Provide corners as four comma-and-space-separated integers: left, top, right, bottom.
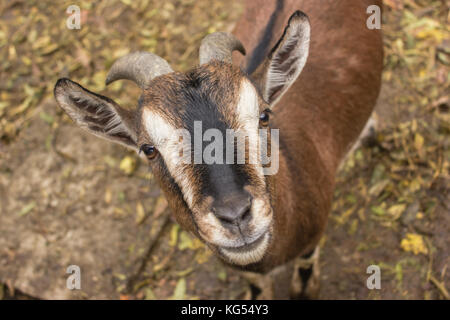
169, 224, 179, 247
171, 278, 186, 300
387, 204, 406, 220
104, 188, 112, 204
135, 202, 146, 225
119, 156, 136, 175
400, 233, 428, 255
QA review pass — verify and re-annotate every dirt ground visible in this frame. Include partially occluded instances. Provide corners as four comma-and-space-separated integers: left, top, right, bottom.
0, 0, 449, 300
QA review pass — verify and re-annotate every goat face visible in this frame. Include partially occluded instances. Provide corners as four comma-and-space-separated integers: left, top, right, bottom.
138, 62, 274, 266
54, 11, 310, 267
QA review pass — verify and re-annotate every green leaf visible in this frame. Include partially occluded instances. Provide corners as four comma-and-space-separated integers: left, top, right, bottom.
172, 278, 186, 300
144, 288, 156, 300
18, 202, 36, 217
39, 112, 54, 125
217, 270, 227, 281
371, 205, 385, 216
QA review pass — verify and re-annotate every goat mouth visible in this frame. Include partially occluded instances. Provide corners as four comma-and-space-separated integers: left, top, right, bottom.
219, 231, 270, 266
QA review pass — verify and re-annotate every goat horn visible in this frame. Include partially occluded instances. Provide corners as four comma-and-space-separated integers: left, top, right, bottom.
105, 51, 173, 89
199, 32, 246, 65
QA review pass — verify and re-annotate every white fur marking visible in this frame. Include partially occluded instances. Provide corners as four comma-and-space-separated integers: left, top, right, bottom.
236, 80, 265, 180
143, 109, 195, 207
221, 232, 270, 266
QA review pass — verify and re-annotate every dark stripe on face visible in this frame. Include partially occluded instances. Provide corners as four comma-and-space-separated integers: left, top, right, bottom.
140, 63, 258, 206
177, 74, 252, 200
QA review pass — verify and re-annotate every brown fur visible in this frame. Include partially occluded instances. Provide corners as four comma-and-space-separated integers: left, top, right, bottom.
233, 0, 383, 271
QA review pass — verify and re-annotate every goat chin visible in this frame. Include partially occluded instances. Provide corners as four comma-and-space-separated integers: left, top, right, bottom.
220, 232, 270, 266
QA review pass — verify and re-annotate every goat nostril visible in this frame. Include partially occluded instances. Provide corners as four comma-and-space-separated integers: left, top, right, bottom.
212, 195, 253, 226
217, 216, 234, 225
241, 207, 251, 222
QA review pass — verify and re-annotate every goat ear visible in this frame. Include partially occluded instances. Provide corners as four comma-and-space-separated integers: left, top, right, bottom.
261, 11, 310, 107
54, 78, 138, 150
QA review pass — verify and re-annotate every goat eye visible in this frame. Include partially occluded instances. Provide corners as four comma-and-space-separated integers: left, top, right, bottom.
140, 144, 158, 160
259, 110, 270, 126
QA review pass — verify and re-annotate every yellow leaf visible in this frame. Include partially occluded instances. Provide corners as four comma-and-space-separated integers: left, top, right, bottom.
32, 36, 50, 50
104, 188, 112, 204
369, 179, 390, 197
414, 133, 424, 152
411, 119, 417, 132
91, 71, 107, 91
191, 238, 204, 250
119, 156, 136, 175
418, 69, 427, 79
8, 45, 17, 60
178, 231, 193, 250
416, 29, 445, 43
195, 247, 212, 264
113, 48, 130, 59
120, 0, 132, 6
135, 202, 146, 224
394, 38, 404, 54
169, 224, 180, 247
400, 233, 428, 255
387, 204, 406, 220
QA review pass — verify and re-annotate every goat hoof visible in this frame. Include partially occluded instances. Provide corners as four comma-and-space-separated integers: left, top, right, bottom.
290, 247, 321, 300
240, 271, 274, 300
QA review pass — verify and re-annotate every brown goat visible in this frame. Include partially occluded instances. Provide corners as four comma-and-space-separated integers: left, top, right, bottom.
54, 0, 383, 299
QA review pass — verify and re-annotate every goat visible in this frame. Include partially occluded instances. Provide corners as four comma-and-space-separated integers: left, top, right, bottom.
54, 0, 383, 299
